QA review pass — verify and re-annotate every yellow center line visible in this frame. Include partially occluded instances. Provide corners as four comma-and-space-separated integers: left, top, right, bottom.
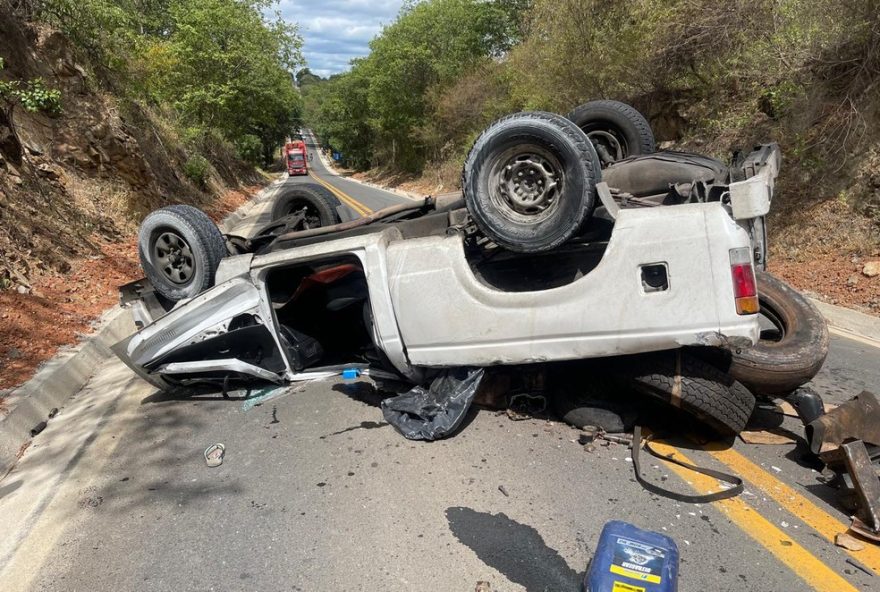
649, 438, 859, 592
703, 443, 880, 574
308, 170, 372, 217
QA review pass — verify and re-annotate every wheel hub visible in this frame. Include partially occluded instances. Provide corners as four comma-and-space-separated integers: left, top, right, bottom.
154, 231, 194, 284
586, 129, 624, 166
497, 153, 559, 215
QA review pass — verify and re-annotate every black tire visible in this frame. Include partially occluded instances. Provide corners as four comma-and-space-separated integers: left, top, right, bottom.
462, 111, 599, 253
552, 374, 638, 433
138, 205, 227, 302
270, 183, 341, 226
619, 350, 756, 436
722, 272, 829, 394
566, 100, 655, 167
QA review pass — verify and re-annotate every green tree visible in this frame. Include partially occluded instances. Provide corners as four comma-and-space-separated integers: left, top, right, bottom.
145, 0, 303, 162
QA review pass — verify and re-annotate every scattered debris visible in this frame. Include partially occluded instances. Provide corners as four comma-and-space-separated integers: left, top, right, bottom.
204, 443, 225, 468
820, 438, 880, 542
505, 408, 531, 421
807, 390, 880, 455
835, 532, 866, 552
578, 427, 633, 448
632, 426, 742, 503
242, 385, 303, 411
474, 581, 491, 592
739, 429, 798, 445
29, 421, 47, 437
846, 557, 876, 577
498, 485, 510, 497
381, 368, 484, 441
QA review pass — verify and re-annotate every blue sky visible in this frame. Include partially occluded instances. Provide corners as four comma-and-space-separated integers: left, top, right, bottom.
275, 0, 405, 78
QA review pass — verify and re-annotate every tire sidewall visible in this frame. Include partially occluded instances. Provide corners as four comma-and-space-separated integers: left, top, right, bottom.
726, 271, 829, 393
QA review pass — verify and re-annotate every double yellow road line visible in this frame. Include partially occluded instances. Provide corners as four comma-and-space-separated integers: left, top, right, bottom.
307, 170, 373, 218
653, 436, 878, 591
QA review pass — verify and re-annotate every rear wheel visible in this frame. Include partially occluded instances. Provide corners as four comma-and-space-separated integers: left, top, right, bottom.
462, 111, 599, 253
138, 205, 227, 301
566, 100, 655, 167
271, 184, 341, 227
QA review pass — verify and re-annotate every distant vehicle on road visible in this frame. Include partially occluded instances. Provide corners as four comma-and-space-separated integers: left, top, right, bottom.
284, 140, 308, 176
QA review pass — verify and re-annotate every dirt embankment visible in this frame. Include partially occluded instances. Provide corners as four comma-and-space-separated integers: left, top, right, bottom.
0, 185, 260, 391
0, 12, 267, 391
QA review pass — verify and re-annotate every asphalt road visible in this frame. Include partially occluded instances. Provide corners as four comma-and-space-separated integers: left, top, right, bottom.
300, 131, 412, 216
228, 131, 410, 239
2, 152, 880, 592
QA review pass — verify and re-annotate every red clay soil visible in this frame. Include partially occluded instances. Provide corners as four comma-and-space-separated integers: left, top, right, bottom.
0, 185, 264, 392
770, 255, 880, 314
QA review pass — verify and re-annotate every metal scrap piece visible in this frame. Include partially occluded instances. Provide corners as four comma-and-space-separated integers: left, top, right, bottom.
821, 439, 880, 539
807, 391, 880, 455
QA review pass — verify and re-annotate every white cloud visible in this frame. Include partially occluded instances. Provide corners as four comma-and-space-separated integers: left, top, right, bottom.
276, 0, 405, 77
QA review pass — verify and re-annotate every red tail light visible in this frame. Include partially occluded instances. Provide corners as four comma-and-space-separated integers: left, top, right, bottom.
730, 248, 759, 315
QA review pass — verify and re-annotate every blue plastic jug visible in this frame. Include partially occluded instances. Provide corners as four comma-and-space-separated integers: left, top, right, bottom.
583, 521, 680, 592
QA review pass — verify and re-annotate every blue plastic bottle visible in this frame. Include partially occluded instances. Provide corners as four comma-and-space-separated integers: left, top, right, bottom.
583, 521, 680, 592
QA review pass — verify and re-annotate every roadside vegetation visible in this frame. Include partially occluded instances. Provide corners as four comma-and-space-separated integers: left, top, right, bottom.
0, 0, 303, 386
32, 0, 304, 166
304, 0, 880, 294
0, 0, 302, 288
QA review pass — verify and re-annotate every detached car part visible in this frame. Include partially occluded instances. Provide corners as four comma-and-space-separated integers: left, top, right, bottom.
808, 391, 880, 455
820, 439, 880, 542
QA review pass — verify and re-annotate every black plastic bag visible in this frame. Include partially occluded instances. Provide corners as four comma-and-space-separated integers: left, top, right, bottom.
381, 368, 484, 441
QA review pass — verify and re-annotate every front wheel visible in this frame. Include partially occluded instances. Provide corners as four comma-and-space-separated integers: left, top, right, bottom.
462, 111, 600, 253
138, 205, 227, 302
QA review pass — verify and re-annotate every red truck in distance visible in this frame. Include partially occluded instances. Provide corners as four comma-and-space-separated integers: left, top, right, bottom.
284, 140, 308, 176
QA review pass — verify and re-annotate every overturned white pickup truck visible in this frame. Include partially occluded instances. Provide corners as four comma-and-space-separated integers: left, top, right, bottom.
114, 105, 827, 435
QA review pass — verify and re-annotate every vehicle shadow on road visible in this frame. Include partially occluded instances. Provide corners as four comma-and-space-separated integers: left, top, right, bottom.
446, 506, 581, 591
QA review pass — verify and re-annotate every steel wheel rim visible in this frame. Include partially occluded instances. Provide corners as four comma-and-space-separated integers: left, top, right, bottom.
154, 231, 195, 285
487, 144, 563, 224
582, 126, 627, 166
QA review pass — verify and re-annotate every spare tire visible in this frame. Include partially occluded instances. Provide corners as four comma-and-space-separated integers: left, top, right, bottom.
462, 111, 599, 253
566, 100, 655, 167
271, 183, 341, 226
720, 272, 829, 394
138, 205, 227, 302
